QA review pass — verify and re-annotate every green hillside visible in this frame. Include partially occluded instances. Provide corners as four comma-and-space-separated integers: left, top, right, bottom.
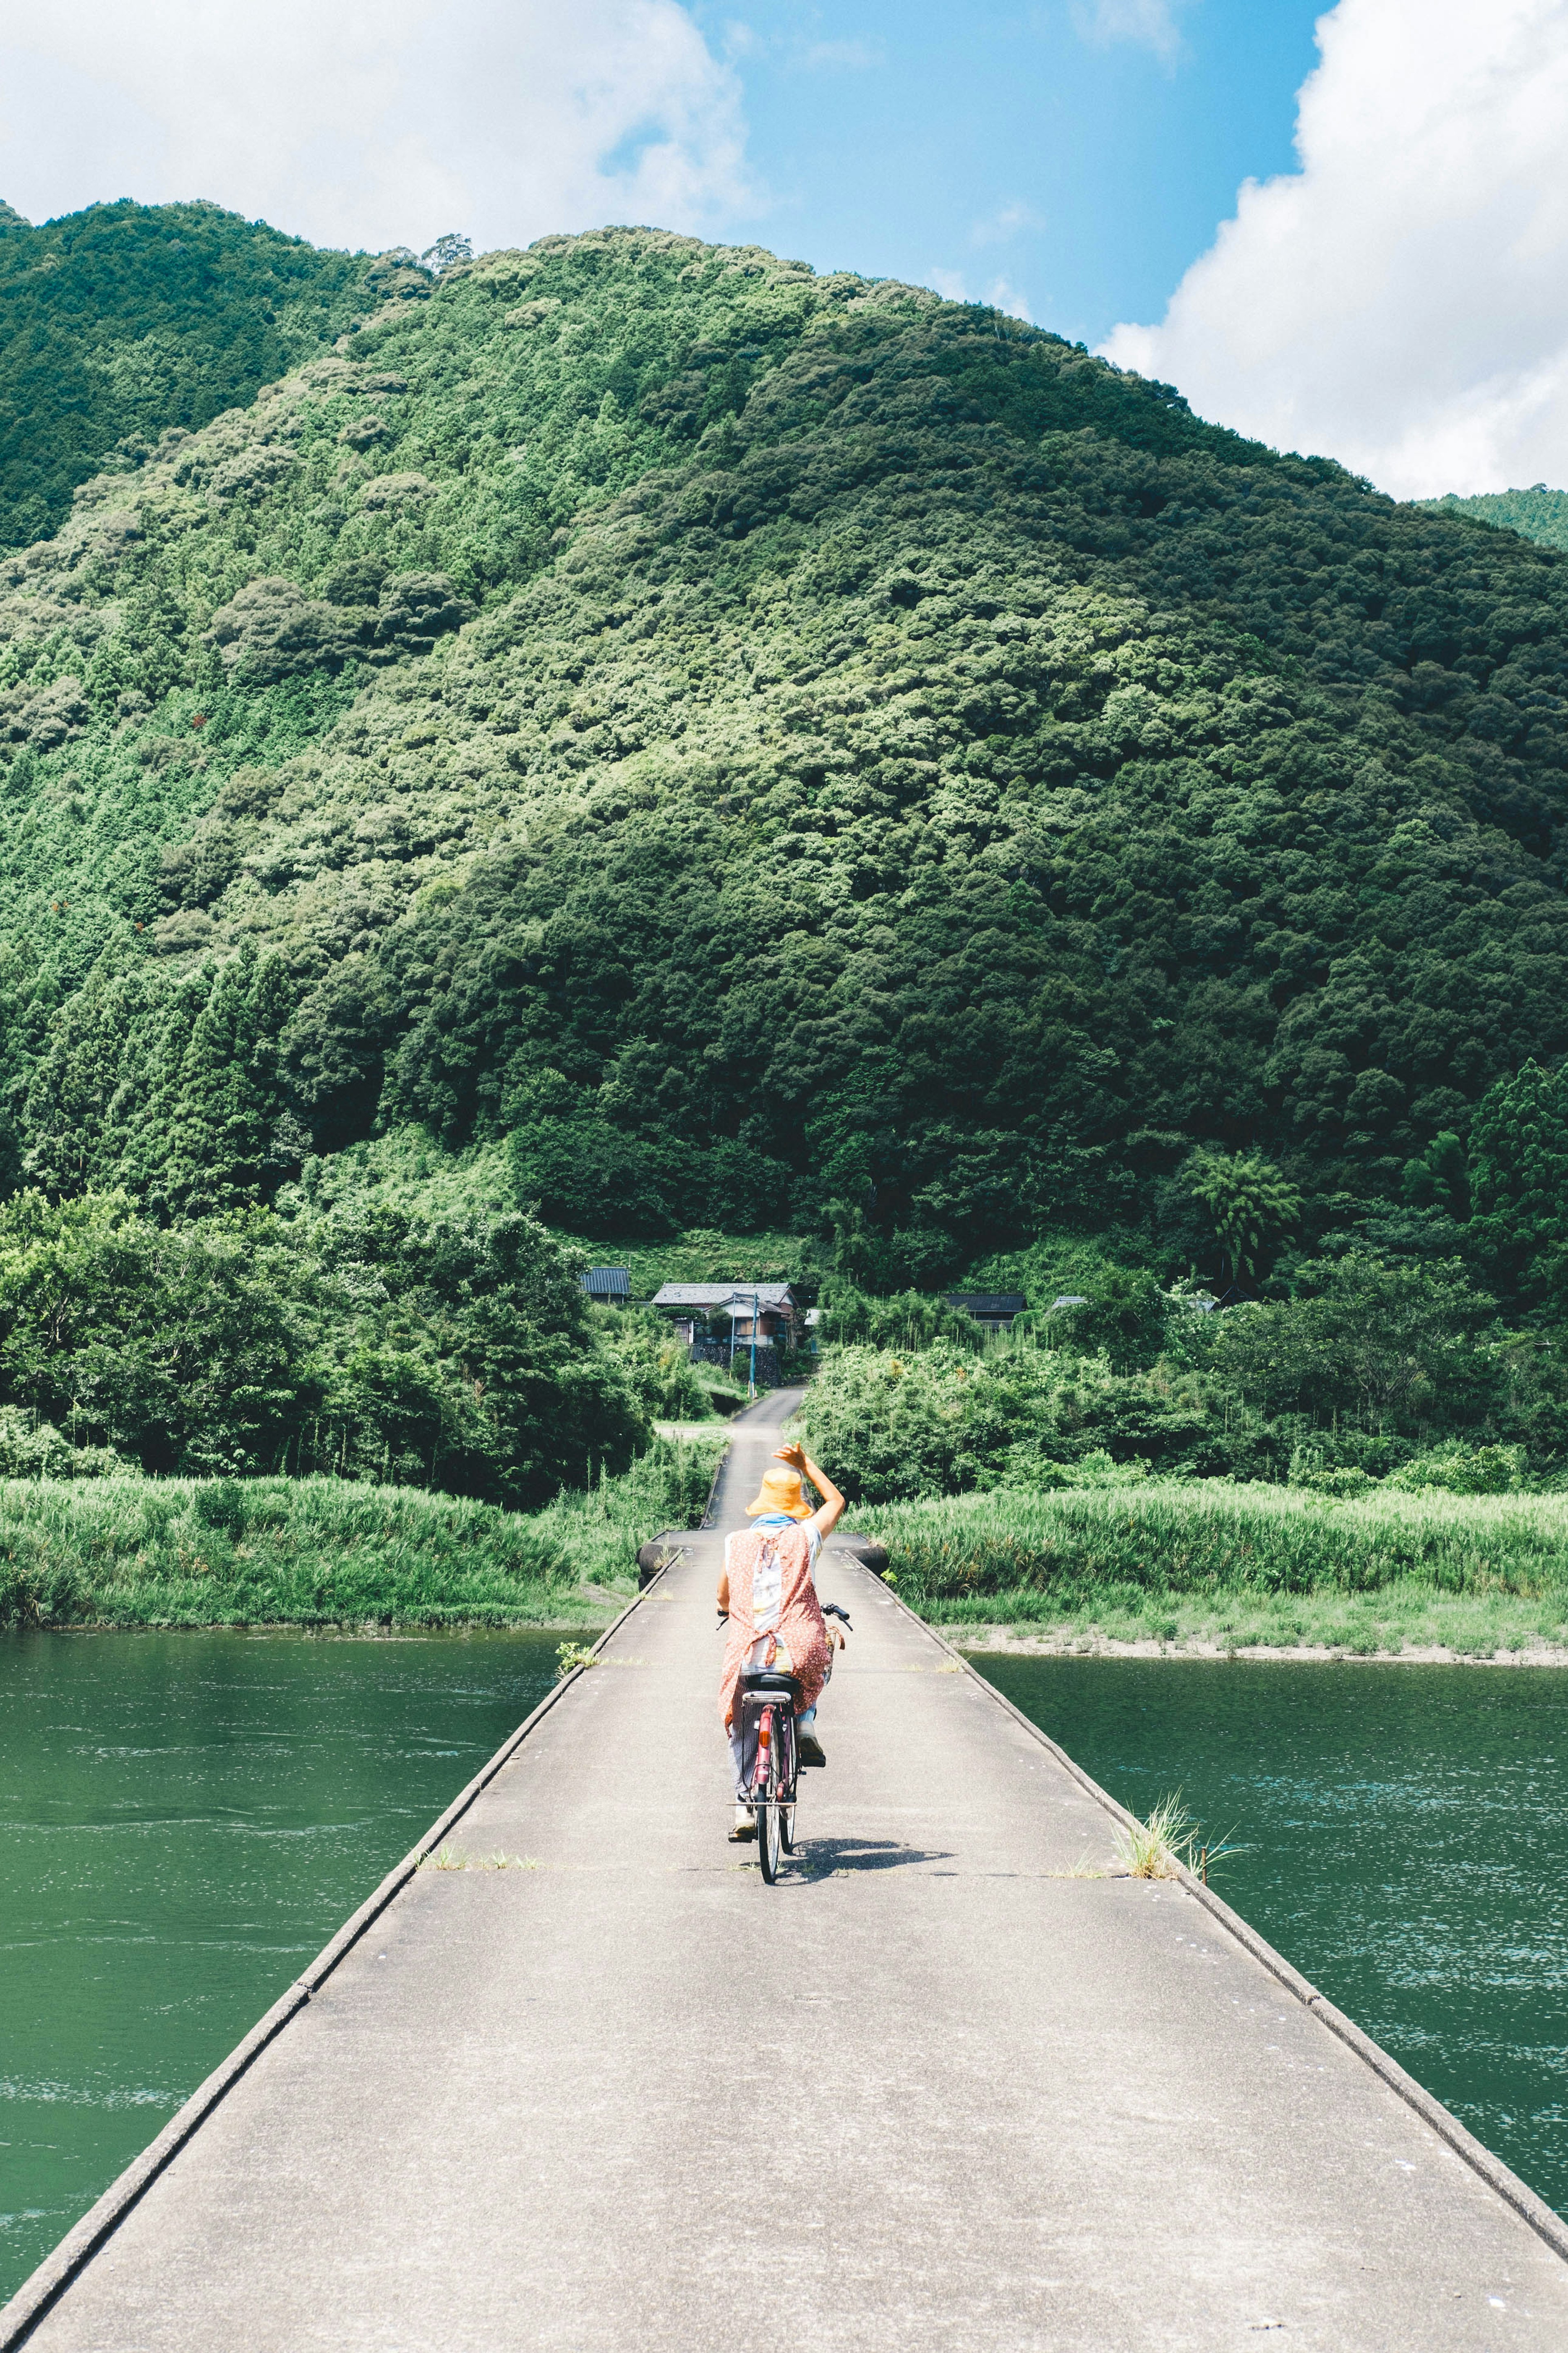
1422, 484, 1568, 555
2, 220, 1568, 1289
0, 199, 386, 550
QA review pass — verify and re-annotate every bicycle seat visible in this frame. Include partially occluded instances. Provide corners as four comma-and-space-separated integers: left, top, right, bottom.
740, 1669, 804, 1704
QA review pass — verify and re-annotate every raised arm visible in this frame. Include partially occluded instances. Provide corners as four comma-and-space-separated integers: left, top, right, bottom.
773, 1439, 845, 1540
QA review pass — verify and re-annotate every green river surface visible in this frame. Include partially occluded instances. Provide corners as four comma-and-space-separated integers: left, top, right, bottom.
973, 1653, 1568, 2222
0, 1627, 561, 2305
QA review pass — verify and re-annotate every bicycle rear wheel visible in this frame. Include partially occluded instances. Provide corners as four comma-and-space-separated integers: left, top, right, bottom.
757, 1799, 782, 1881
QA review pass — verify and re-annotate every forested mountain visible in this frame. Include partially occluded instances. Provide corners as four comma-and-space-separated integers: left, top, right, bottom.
3, 215, 1568, 1289
0, 200, 382, 549
1423, 485, 1568, 555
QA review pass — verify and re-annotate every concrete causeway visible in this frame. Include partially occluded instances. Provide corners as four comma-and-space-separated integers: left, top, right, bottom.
8, 1389, 1568, 2350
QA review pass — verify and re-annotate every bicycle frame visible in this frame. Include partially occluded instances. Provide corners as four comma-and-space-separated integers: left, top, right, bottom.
742, 1692, 798, 1802
741, 1689, 799, 1882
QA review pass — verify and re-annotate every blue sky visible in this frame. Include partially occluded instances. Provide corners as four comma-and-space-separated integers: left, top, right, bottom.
698, 0, 1326, 347
2, 0, 1564, 494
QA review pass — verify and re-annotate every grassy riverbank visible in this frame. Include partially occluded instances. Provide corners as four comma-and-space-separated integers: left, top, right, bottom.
855, 1483, 1568, 1657
0, 1437, 724, 1630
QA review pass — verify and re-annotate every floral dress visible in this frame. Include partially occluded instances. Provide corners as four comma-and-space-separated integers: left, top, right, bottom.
718, 1520, 831, 1731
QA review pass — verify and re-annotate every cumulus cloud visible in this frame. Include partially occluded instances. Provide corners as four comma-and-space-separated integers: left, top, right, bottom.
0, 0, 749, 256
1100, 0, 1568, 498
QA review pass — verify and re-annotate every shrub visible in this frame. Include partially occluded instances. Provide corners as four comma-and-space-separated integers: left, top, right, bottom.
795, 1341, 1236, 1502
1385, 1444, 1528, 1496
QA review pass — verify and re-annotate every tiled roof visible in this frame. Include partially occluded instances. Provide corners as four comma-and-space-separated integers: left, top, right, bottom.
579, 1266, 631, 1298
651, 1281, 797, 1309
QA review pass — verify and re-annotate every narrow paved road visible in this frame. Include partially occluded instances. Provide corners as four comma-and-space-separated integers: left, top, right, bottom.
11, 1390, 1568, 2350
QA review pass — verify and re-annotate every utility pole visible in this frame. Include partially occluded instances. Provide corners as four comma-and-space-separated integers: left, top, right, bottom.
748, 1289, 759, 1398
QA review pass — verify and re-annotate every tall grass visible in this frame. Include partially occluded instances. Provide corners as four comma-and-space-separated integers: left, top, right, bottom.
857, 1481, 1568, 1604
530, 1436, 724, 1593
851, 1481, 1568, 1653
0, 1435, 725, 1631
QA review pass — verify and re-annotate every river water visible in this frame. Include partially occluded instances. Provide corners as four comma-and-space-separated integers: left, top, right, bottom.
0, 1628, 561, 2306
972, 1652, 1568, 2220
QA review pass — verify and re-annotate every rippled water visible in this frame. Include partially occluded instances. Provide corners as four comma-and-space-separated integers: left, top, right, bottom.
0, 1628, 561, 2304
972, 1653, 1568, 2218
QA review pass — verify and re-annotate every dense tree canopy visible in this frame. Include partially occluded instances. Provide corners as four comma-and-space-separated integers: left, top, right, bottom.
0, 1184, 647, 1503
1, 218, 1567, 1287
0, 200, 382, 549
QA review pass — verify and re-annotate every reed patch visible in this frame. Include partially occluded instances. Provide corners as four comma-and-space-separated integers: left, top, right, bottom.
0, 1434, 724, 1630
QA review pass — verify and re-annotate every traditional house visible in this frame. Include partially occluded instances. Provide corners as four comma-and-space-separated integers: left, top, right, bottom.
578, 1267, 631, 1306
651, 1281, 801, 1349
942, 1291, 1028, 1335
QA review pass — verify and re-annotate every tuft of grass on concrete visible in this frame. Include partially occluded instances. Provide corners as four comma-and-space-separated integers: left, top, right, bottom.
1113, 1792, 1194, 1880
422, 1846, 539, 1871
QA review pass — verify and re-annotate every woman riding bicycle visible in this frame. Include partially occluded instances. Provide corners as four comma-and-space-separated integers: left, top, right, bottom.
717, 1438, 846, 1843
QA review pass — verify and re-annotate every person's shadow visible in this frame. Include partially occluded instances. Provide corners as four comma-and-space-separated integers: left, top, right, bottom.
793, 1837, 956, 1876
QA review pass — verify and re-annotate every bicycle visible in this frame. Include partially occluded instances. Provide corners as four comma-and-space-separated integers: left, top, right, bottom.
737, 1666, 799, 1883
731, 1603, 852, 1884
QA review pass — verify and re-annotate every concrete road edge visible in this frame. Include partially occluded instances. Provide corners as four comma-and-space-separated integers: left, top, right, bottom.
864, 1565, 1568, 2270
0, 1503, 711, 2353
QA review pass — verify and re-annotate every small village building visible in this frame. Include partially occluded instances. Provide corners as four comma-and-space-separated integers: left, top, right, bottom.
942, 1291, 1028, 1336
578, 1267, 631, 1306
651, 1281, 801, 1349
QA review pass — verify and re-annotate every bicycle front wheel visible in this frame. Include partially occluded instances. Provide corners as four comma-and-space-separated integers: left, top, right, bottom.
757, 1800, 782, 1882
780, 1802, 796, 1854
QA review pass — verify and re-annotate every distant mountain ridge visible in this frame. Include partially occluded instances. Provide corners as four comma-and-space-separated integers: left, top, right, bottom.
0, 212, 1566, 1276
1421, 484, 1568, 555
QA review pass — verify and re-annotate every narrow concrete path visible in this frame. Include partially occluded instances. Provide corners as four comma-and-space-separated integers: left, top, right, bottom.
12, 1390, 1568, 2351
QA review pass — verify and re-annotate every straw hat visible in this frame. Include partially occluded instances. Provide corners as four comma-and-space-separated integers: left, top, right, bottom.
745, 1465, 813, 1520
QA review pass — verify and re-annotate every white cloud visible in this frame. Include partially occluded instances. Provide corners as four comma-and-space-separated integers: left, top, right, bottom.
1071, 0, 1193, 68
926, 267, 1033, 320
0, 0, 750, 257
1100, 0, 1568, 498
984, 276, 1033, 321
